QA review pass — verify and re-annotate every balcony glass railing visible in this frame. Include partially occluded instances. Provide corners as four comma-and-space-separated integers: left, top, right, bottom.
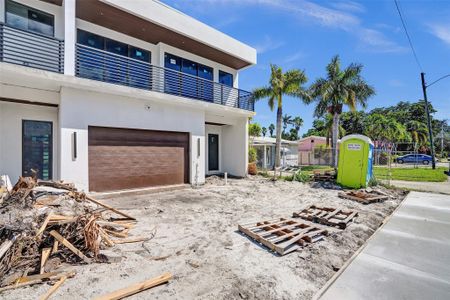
75, 44, 254, 111
0, 23, 64, 73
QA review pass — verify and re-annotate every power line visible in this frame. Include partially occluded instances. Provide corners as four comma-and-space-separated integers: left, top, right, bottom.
394, 0, 424, 72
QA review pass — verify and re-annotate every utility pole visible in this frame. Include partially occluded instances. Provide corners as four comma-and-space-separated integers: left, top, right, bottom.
420, 72, 436, 169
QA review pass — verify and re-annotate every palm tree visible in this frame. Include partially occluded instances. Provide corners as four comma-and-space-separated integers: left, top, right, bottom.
309, 55, 375, 168
268, 124, 275, 137
262, 127, 267, 137
323, 114, 345, 147
291, 116, 303, 140
252, 64, 309, 174
406, 121, 428, 148
282, 114, 292, 135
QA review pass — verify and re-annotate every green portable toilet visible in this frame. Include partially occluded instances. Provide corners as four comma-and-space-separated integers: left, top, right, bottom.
337, 134, 374, 188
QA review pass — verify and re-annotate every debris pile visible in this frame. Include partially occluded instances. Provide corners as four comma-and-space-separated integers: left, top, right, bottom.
0, 176, 145, 294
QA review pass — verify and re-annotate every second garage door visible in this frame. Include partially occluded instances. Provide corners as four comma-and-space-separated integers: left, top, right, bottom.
88, 126, 189, 192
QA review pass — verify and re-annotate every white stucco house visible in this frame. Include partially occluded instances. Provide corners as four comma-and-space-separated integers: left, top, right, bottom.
252, 137, 299, 169
0, 0, 257, 192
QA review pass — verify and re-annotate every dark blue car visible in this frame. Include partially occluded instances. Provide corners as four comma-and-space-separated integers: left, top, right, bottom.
395, 154, 433, 165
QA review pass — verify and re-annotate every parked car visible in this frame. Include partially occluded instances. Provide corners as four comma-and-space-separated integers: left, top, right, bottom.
395, 154, 433, 165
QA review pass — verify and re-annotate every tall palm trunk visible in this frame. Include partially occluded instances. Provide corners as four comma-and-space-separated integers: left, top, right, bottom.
274, 104, 283, 176
331, 112, 340, 168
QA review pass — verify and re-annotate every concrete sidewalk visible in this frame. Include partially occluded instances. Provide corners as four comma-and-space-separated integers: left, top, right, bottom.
317, 191, 450, 300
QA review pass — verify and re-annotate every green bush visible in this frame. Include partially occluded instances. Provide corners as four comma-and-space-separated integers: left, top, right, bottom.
294, 171, 311, 183
248, 147, 257, 163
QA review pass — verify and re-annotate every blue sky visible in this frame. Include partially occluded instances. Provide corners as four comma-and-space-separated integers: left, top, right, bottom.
163, 0, 450, 135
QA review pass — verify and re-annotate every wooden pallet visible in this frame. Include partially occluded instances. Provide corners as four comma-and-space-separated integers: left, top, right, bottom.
292, 205, 358, 229
312, 170, 336, 182
338, 191, 388, 204
238, 218, 329, 256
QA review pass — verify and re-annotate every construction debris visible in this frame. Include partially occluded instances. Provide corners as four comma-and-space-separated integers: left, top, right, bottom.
0, 175, 145, 293
338, 189, 389, 204
238, 218, 330, 256
293, 205, 358, 229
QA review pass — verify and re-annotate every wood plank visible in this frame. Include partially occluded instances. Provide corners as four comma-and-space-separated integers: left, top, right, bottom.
85, 196, 136, 221
49, 231, 91, 263
92, 272, 172, 300
36, 214, 52, 238
40, 248, 51, 274
112, 237, 150, 244
0, 272, 74, 293
38, 275, 67, 300
52, 240, 59, 254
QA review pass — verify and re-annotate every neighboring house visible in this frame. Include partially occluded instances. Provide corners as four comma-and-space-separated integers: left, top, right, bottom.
0, 0, 257, 192
252, 137, 298, 169
298, 136, 341, 165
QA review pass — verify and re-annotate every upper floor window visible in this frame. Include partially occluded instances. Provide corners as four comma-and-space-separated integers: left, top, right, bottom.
5, 0, 54, 37
77, 29, 151, 63
164, 53, 213, 80
219, 71, 233, 87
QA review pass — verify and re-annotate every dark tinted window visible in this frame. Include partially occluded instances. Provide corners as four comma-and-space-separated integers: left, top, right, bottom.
164, 53, 182, 71
6, 0, 54, 36
129, 46, 150, 62
77, 30, 104, 49
106, 38, 128, 56
219, 71, 233, 87
198, 64, 213, 80
182, 59, 198, 76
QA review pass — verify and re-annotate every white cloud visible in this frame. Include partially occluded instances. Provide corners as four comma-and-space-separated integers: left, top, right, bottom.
331, 1, 366, 13
428, 23, 450, 46
170, 0, 405, 54
283, 52, 305, 64
252, 35, 285, 54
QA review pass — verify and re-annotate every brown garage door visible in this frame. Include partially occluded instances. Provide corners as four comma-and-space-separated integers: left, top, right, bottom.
88, 126, 189, 192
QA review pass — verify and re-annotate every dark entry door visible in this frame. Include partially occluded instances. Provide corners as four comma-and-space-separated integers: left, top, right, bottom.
22, 120, 53, 180
208, 134, 219, 171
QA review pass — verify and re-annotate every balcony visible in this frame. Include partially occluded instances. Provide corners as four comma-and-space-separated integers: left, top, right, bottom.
75, 44, 254, 111
0, 23, 64, 73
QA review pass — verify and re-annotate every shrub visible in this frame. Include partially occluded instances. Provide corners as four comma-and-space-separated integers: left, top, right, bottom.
248, 147, 257, 163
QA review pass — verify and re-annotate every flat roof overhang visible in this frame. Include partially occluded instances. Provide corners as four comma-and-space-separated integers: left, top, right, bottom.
70, 0, 256, 69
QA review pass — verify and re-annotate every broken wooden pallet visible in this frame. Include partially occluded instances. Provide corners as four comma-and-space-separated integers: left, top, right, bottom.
338, 191, 388, 204
293, 205, 358, 229
238, 218, 329, 256
312, 170, 336, 182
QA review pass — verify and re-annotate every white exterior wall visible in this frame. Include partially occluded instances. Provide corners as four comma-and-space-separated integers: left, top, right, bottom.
221, 118, 248, 177
59, 87, 206, 191
0, 101, 59, 182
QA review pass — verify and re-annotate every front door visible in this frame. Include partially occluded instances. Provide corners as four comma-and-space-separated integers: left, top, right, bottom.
22, 120, 53, 180
208, 134, 219, 171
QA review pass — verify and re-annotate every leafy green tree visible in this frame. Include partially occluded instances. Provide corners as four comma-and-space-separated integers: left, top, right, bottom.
248, 123, 262, 144
261, 127, 267, 137
309, 55, 375, 167
268, 123, 275, 137
364, 114, 408, 143
340, 111, 366, 135
252, 64, 309, 172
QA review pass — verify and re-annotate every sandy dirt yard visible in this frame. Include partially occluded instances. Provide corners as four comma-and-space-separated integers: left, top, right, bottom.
2, 177, 405, 300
